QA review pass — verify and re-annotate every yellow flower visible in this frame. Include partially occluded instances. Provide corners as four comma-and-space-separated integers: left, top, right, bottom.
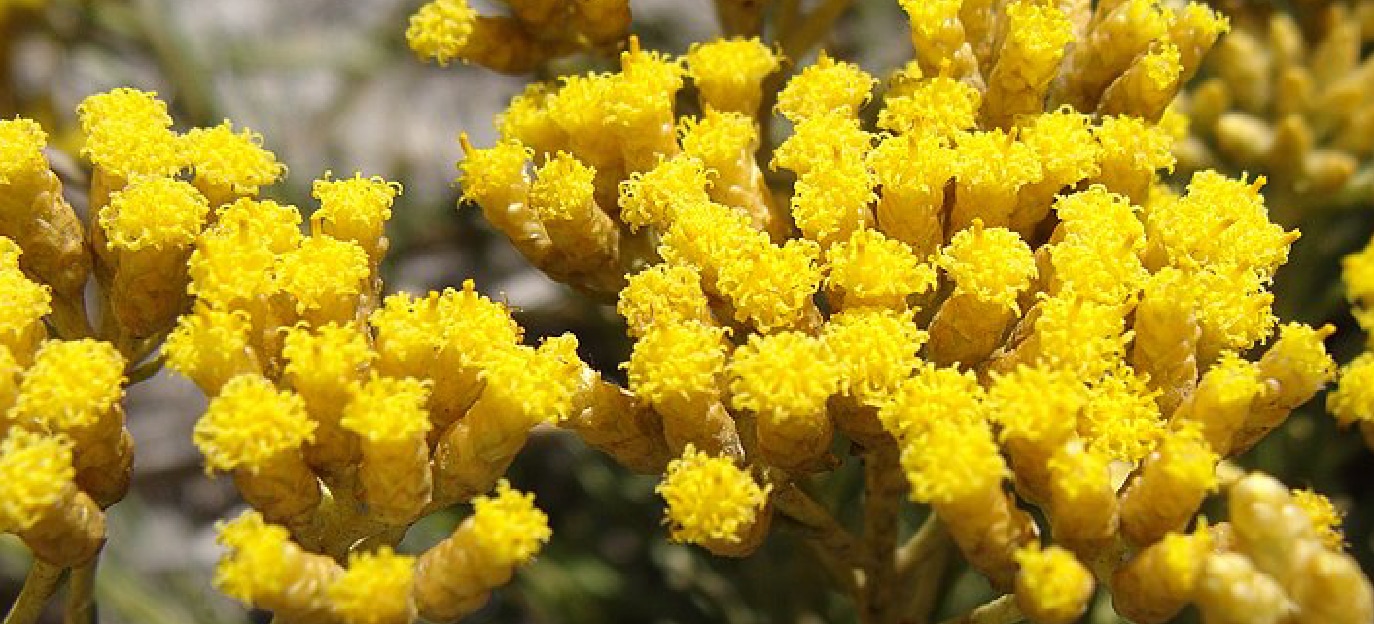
775, 53, 874, 122
939, 221, 1036, 312
406, 0, 477, 66
329, 547, 416, 624
311, 173, 401, 258
1292, 489, 1346, 551
184, 121, 285, 196
657, 445, 769, 544
618, 155, 711, 231
878, 77, 981, 137
0, 118, 48, 185
193, 374, 315, 473
627, 321, 730, 408
99, 176, 210, 251
13, 339, 125, 432
824, 227, 938, 310
617, 263, 712, 338
469, 480, 552, 565
1330, 353, 1374, 427
340, 375, 433, 442
879, 364, 985, 442
686, 37, 780, 115
0, 430, 73, 533
822, 308, 927, 405
900, 418, 1007, 505
1014, 544, 1094, 624
77, 88, 184, 179
728, 331, 839, 420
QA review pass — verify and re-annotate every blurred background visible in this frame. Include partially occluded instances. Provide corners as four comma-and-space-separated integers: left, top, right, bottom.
1, 0, 1372, 622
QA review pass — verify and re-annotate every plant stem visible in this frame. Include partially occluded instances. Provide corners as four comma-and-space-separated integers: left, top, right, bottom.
64, 559, 99, 624
779, 0, 856, 62
772, 483, 877, 572
4, 559, 66, 624
859, 444, 903, 624
934, 595, 1024, 624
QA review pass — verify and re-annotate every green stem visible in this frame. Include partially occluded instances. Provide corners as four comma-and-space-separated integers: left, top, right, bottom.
64, 558, 99, 624
4, 559, 66, 624
934, 595, 1023, 624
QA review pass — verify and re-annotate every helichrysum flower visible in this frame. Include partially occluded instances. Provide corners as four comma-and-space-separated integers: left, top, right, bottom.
99, 176, 209, 252
0, 118, 48, 186
774, 53, 875, 122
824, 227, 937, 311
686, 37, 780, 115
77, 88, 185, 181
657, 445, 769, 546
617, 263, 712, 338
405, 0, 477, 66
1014, 544, 1094, 624
13, 339, 125, 433
311, 173, 401, 260
194, 374, 316, 474
184, 121, 285, 199
0, 430, 74, 533
329, 547, 416, 624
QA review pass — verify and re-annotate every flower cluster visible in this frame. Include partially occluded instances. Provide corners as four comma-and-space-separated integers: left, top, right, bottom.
450, 0, 1373, 622
2, 89, 563, 623
406, 0, 630, 74
1175, 0, 1374, 212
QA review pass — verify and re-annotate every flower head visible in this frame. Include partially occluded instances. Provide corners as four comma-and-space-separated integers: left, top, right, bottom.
469, 480, 552, 565
0, 430, 74, 532
194, 374, 315, 473
658, 445, 769, 544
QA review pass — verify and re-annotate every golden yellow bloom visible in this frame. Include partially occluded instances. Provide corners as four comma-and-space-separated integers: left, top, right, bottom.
77, 88, 184, 181
413, 480, 550, 621
900, 417, 1007, 506
790, 162, 875, 247
406, 0, 477, 66
311, 173, 401, 260
771, 113, 873, 177
329, 547, 416, 624
715, 238, 823, 332
0, 118, 48, 186
878, 77, 981, 137
0, 430, 73, 533
1114, 526, 1216, 624
1330, 353, 1374, 428
1079, 365, 1164, 463
184, 121, 285, 200
13, 339, 124, 432
867, 132, 954, 257
99, 176, 209, 252
949, 129, 1043, 231
823, 309, 927, 406
1291, 489, 1345, 551
729, 331, 838, 469
939, 221, 1036, 312
618, 154, 711, 231
658, 445, 769, 546
274, 235, 371, 323
0, 259, 50, 362
983, 1, 1074, 128
618, 263, 712, 338
824, 227, 937, 311
628, 321, 730, 409
215, 511, 340, 618
775, 53, 875, 122
729, 331, 838, 420
686, 37, 780, 115
1046, 440, 1118, 542
1195, 552, 1291, 624
469, 480, 552, 565
163, 305, 260, 395
193, 374, 315, 474
1119, 422, 1219, 545
1014, 544, 1094, 624
879, 364, 985, 443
